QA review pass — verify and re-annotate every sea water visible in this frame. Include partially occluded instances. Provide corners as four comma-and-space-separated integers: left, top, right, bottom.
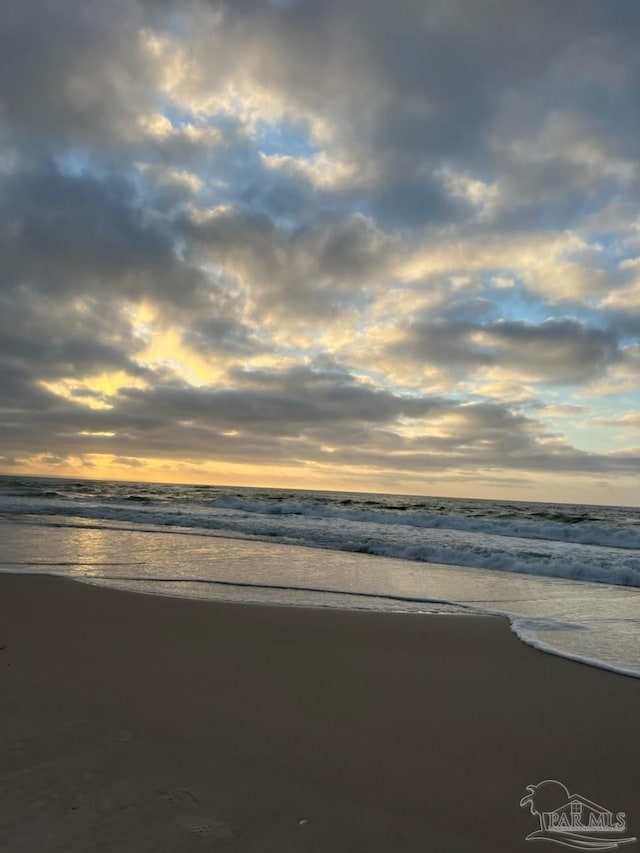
1, 475, 638, 676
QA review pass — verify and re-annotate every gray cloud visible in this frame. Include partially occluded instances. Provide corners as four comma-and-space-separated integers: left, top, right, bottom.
0, 286, 147, 384
177, 0, 640, 212
1, 357, 638, 480
1, 163, 193, 303
0, 0, 156, 150
390, 317, 619, 385
0, 160, 256, 365
183, 207, 390, 319
0, 0, 639, 495
483, 320, 619, 383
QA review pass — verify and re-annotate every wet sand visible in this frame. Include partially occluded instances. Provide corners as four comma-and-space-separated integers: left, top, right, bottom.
0, 574, 638, 851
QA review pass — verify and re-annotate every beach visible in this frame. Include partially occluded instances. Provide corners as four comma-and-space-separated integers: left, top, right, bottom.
1, 574, 638, 851
3, 0, 640, 849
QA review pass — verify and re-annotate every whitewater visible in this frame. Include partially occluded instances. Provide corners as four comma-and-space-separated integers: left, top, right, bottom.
1, 475, 639, 676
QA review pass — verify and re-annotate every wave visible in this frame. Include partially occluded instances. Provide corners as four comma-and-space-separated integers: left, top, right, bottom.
210, 495, 640, 550
349, 539, 640, 587
509, 618, 640, 679
1, 477, 639, 589
4, 510, 640, 588
0, 565, 478, 611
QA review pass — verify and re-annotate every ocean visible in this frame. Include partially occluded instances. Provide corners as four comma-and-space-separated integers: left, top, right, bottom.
1, 474, 639, 676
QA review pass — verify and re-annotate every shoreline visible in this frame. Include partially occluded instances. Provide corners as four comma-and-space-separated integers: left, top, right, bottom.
1, 574, 639, 851
83, 576, 640, 681
5, 566, 640, 680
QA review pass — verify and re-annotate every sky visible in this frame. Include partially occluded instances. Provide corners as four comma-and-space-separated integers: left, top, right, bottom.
1, 0, 639, 505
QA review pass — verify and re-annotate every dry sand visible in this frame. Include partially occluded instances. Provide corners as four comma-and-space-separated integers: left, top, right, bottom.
0, 574, 638, 852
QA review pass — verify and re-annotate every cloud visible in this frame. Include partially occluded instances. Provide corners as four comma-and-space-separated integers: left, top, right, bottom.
2, 357, 638, 488
599, 412, 640, 429
182, 207, 392, 320
478, 320, 619, 384
388, 317, 619, 385
146, 0, 640, 209
0, 0, 639, 500
0, 0, 155, 149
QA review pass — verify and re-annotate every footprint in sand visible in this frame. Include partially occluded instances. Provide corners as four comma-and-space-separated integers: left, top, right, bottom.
180, 815, 233, 840
160, 788, 199, 808
112, 730, 134, 743
63, 718, 89, 729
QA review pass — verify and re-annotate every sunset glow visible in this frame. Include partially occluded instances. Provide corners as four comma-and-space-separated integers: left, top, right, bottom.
1, 0, 639, 505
